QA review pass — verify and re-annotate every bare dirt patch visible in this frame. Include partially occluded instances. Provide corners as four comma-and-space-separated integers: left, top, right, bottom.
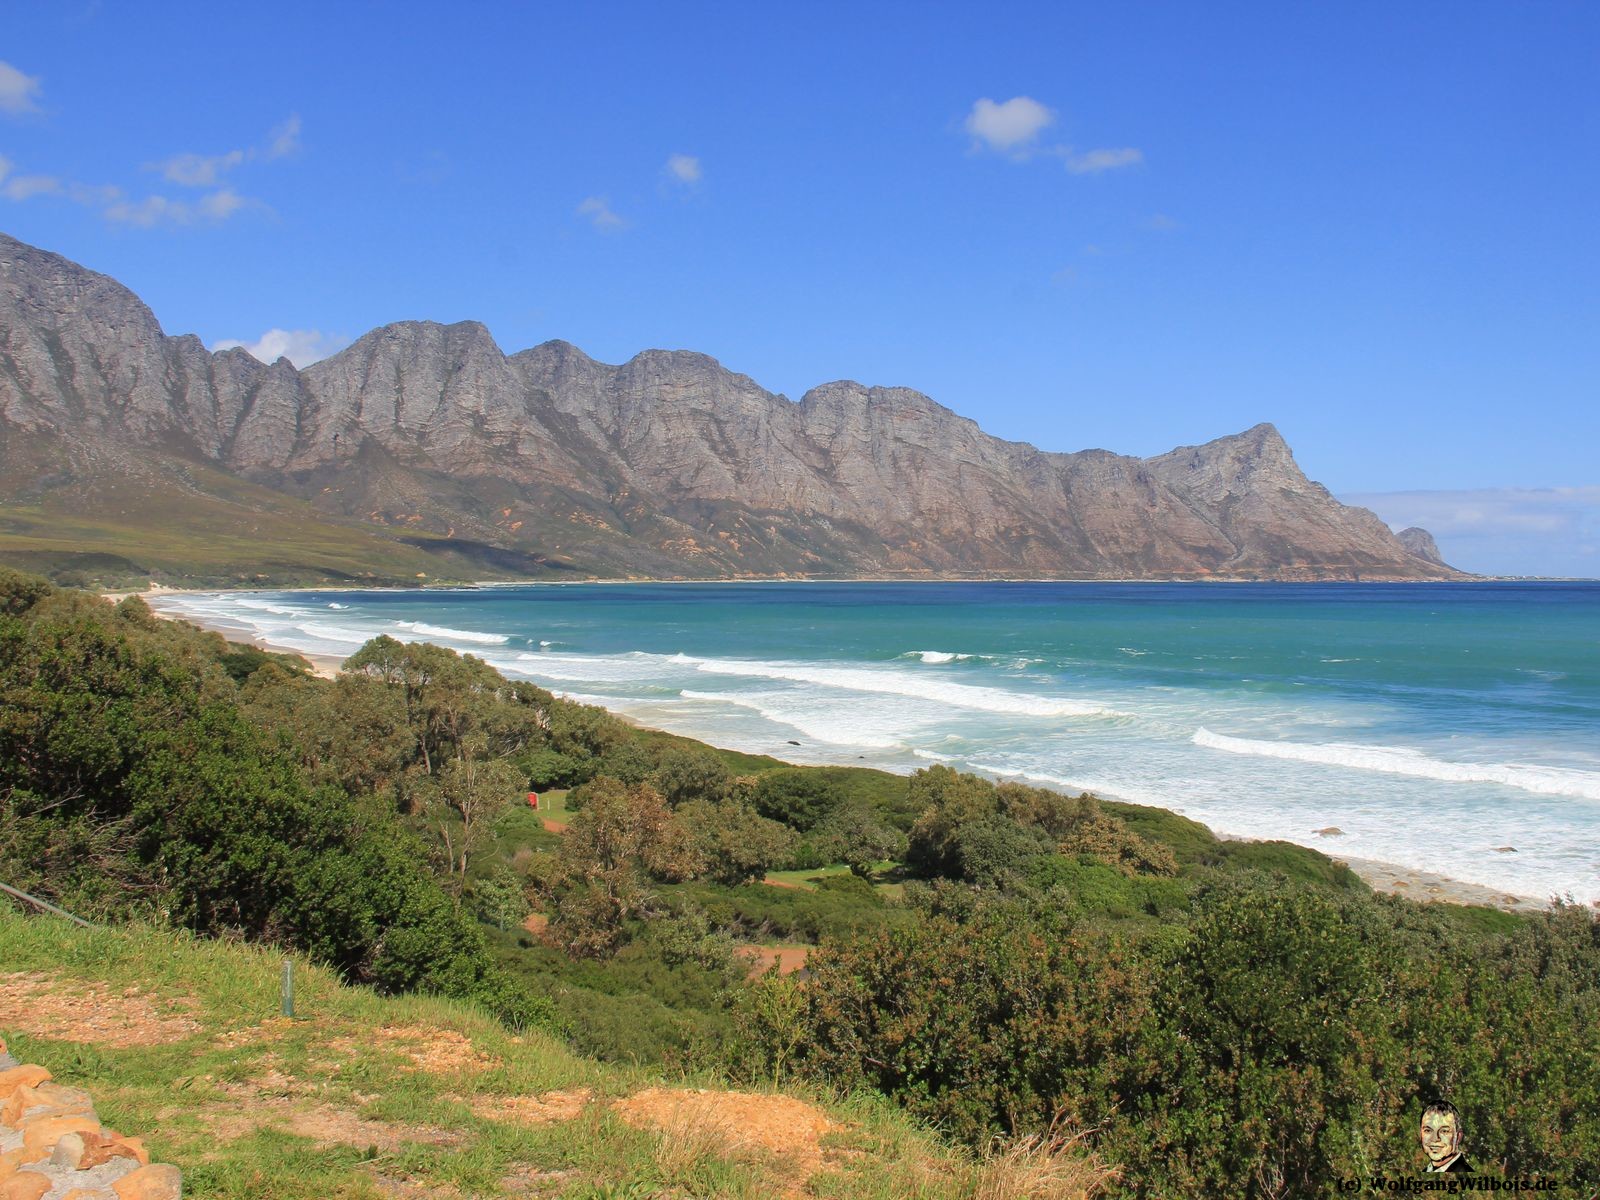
203, 1084, 461, 1153
462, 1087, 591, 1126
734, 945, 811, 977
0, 971, 201, 1047
212, 1016, 296, 1050
326, 1024, 497, 1075
614, 1087, 836, 1180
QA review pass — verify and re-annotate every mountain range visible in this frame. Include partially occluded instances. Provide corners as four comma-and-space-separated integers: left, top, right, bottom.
0, 232, 1460, 585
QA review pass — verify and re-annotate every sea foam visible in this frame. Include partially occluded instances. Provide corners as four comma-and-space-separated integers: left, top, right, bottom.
1193, 728, 1600, 801
678, 655, 1120, 718
394, 620, 509, 646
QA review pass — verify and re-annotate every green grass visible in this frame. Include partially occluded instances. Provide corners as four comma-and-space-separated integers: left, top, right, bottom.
0, 907, 1007, 1199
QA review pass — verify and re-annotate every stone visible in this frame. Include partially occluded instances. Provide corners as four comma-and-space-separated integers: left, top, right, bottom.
21, 1114, 102, 1156
0, 1069, 50, 1107
0, 1148, 48, 1185
49, 1130, 87, 1169
110, 1163, 181, 1200
62, 1190, 120, 1200
80, 1133, 148, 1169
0, 1171, 50, 1200
2, 1082, 95, 1128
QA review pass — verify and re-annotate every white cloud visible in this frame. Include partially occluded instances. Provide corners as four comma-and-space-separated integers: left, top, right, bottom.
0, 61, 42, 116
577, 195, 627, 232
1343, 487, 1600, 577
665, 153, 701, 184
2, 172, 61, 201
211, 328, 350, 368
157, 149, 247, 187
104, 187, 257, 228
1065, 147, 1143, 175
965, 96, 1055, 154
148, 114, 301, 187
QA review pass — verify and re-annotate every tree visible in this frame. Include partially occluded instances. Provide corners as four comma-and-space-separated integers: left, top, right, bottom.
905, 765, 999, 877
752, 768, 844, 830
681, 799, 798, 886
543, 777, 680, 956
435, 743, 523, 881
651, 747, 732, 807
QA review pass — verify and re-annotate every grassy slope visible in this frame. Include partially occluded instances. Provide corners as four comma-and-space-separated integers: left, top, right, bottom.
0, 455, 570, 588
0, 907, 1011, 1200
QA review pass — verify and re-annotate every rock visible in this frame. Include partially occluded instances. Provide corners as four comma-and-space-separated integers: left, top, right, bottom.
110, 1163, 182, 1200
0, 1150, 49, 1186
1313, 826, 1345, 837
61, 1190, 121, 1200
0, 231, 1470, 583
80, 1133, 148, 1169
1397, 527, 1447, 566
2, 1081, 95, 1128
21, 1114, 102, 1156
1493, 846, 1517, 853
49, 1131, 86, 1169
0, 1171, 50, 1200
0, 1069, 51, 1107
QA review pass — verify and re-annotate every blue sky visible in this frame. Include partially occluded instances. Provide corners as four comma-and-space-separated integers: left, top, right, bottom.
2, 2, 1596, 574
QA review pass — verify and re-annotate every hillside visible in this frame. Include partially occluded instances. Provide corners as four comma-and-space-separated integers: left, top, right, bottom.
1, 909, 1098, 1199
0, 232, 1459, 586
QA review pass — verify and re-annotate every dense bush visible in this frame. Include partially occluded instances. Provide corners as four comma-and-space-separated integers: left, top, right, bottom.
0, 575, 545, 1027
780, 874, 1600, 1192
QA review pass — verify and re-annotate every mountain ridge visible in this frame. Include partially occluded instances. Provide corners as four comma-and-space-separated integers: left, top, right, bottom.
0, 231, 1461, 584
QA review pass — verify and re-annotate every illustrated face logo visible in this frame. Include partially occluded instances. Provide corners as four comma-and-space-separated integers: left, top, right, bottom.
1419, 1102, 1464, 1170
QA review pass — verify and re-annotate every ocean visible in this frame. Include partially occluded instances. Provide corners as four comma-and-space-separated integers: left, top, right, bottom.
153, 581, 1600, 904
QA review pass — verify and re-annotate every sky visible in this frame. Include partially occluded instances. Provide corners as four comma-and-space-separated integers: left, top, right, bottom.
2, 2, 1596, 575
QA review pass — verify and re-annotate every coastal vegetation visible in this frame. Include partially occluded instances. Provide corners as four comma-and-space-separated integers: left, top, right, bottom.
2, 568, 1596, 1195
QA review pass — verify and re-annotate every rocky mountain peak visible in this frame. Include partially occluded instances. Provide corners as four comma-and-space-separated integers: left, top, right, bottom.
1396, 526, 1446, 565
0, 231, 1467, 582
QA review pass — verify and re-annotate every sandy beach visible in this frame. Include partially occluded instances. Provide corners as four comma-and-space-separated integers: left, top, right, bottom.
117, 586, 1553, 914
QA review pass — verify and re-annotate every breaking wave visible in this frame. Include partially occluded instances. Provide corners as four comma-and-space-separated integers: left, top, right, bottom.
1193, 728, 1600, 801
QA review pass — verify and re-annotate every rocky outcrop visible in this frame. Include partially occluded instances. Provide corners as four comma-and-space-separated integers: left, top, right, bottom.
0, 232, 1465, 581
1396, 526, 1446, 566
0, 1038, 180, 1199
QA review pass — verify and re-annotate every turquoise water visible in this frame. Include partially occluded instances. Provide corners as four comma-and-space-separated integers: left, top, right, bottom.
157, 582, 1600, 903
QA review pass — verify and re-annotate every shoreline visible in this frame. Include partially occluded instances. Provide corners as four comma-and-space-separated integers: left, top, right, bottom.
97, 575, 1598, 596
135, 590, 1550, 914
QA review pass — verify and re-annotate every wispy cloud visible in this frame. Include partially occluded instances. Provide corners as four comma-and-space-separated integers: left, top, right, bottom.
0, 60, 42, 116
1065, 147, 1143, 175
664, 153, 701, 185
211, 328, 350, 368
158, 149, 246, 187
1344, 486, 1600, 577
148, 114, 301, 186
3, 113, 299, 228
266, 114, 301, 159
965, 96, 1056, 155
577, 195, 628, 232
104, 187, 256, 228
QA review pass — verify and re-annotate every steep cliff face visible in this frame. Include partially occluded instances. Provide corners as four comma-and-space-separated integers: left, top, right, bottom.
1397, 526, 1446, 566
0, 232, 1463, 581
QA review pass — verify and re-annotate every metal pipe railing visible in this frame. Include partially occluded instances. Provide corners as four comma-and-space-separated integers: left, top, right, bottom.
0, 880, 97, 928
